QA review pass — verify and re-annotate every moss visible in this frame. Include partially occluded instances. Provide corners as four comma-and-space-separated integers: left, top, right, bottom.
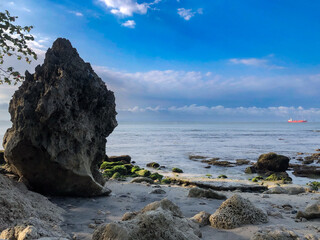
136, 169, 151, 177
103, 169, 114, 178
265, 173, 292, 183
124, 164, 133, 171
112, 165, 127, 175
218, 174, 228, 179
100, 161, 124, 170
307, 181, 320, 191
161, 178, 172, 184
252, 176, 264, 182
150, 172, 163, 181
111, 172, 122, 180
206, 174, 212, 178
172, 167, 183, 173
131, 166, 141, 173
146, 162, 160, 168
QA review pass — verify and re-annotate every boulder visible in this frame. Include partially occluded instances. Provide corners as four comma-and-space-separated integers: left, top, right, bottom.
209, 194, 268, 229
0, 174, 66, 237
188, 187, 227, 200
296, 202, 320, 219
255, 153, 290, 172
191, 211, 211, 227
92, 199, 202, 240
2, 38, 117, 196
107, 155, 131, 164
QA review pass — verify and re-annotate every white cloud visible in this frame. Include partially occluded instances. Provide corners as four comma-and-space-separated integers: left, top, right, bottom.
177, 8, 202, 20
22, 7, 31, 12
118, 104, 320, 121
229, 57, 284, 69
69, 11, 84, 17
99, 0, 160, 17
121, 20, 136, 28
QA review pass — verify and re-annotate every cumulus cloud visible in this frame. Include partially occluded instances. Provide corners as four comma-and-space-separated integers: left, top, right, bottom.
177, 8, 202, 20
99, 0, 160, 17
229, 57, 284, 69
121, 20, 136, 28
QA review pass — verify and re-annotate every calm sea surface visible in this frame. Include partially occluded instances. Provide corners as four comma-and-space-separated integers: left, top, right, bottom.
1, 121, 320, 185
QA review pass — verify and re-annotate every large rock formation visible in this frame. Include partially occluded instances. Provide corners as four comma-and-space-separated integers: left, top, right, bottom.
2, 38, 117, 196
92, 199, 202, 240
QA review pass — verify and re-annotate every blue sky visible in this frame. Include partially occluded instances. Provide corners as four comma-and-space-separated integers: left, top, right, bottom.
1, 0, 320, 121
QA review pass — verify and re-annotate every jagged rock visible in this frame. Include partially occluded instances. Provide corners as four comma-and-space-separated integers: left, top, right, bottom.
296, 202, 320, 219
191, 211, 211, 227
0, 174, 66, 237
92, 199, 202, 240
290, 164, 320, 178
255, 153, 290, 172
188, 187, 227, 199
2, 38, 117, 196
251, 227, 300, 240
209, 194, 268, 229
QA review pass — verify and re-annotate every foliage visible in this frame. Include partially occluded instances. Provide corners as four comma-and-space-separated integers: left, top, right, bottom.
0, 10, 37, 85
252, 176, 264, 182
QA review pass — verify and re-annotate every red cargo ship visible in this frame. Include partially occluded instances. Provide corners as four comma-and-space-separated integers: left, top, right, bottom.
288, 118, 307, 123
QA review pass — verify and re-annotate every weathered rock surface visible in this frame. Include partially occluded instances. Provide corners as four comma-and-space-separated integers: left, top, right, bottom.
255, 153, 290, 172
264, 186, 305, 195
0, 174, 67, 238
251, 227, 300, 240
191, 211, 211, 227
209, 194, 268, 229
290, 164, 320, 178
2, 38, 117, 196
296, 202, 320, 219
188, 187, 227, 199
92, 198, 202, 240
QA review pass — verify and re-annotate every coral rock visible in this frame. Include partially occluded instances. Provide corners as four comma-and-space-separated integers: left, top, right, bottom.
92, 199, 201, 240
209, 194, 268, 229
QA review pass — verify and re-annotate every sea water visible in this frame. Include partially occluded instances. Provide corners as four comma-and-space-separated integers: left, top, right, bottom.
1, 121, 319, 185
106, 122, 320, 185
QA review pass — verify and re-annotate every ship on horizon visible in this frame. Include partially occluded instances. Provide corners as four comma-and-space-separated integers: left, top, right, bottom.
288, 118, 307, 123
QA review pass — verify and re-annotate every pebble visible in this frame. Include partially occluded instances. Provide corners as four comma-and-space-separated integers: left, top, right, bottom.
291, 210, 298, 214
261, 195, 270, 198
199, 202, 206, 205
152, 185, 161, 188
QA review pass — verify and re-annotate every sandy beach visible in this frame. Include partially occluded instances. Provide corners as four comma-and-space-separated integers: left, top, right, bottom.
50, 178, 320, 240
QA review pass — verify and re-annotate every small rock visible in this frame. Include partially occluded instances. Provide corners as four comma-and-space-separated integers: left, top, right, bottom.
261, 195, 270, 198
188, 187, 226, 200
130, 177, 154, 184
94, 219, 104, 224
296, 202, 320, 219
149, 189, 166, 194
191, 211, 210, 227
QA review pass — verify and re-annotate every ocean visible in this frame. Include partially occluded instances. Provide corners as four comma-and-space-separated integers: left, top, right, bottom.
1, 121, 320, 185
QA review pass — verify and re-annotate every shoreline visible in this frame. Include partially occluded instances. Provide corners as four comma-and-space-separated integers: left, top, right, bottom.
51, 178, 320, 240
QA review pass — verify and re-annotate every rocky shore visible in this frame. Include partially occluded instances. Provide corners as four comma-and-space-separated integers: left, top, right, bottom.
1, 38, 319, 239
